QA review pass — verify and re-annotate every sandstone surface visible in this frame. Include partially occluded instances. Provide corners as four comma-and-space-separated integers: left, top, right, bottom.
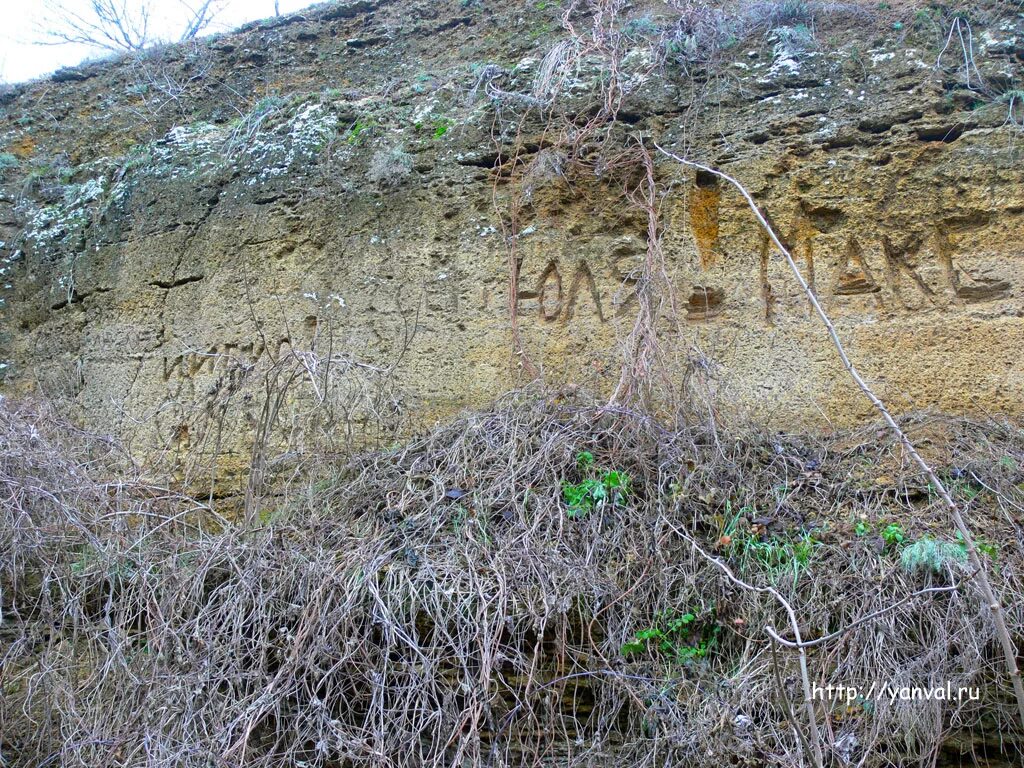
0, 0, 1022, 482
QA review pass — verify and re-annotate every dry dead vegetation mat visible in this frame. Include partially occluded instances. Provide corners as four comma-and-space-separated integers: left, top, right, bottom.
2, 393, 1024, 767
3, 0, 1024, 765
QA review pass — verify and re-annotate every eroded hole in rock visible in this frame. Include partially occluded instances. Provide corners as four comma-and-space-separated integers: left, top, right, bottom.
686, 285, 725, 320
916, 124, 967, 143
694, 169, 720, 189
834, 270, 880, 295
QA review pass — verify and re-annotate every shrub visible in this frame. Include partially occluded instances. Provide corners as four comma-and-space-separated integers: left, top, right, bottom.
367, 145, 413, 187
621, 608, 721, 665
0, 152, 19, 179
901, 537, 968, 575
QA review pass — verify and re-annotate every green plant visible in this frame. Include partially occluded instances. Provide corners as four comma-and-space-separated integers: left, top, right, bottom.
938, 472, 983, 501
412, 72, 437, 94
253, 94, 285, 114
70, 545, 137, 579
624, 16, 660, 40
955, 530, 998, 560
854, 519, 871, 537
727, 529, 818, 583
881, 522, 906, 548
257, 505, 287, 525
789, 23, 813, 42
900, 537, 967, 575
562, 452, 630, 518
527, 20, 553, 41
450, 503, 492, 546
346, 118, 373, 145
367, 145, 413, 187
790, 534, 817, 566
621, 608, 721, 665
720, 505, 818, 581
0, 152, 19, 170
912, 7, 940, 30
432, 117, 453, 139
451, 504, 469, 533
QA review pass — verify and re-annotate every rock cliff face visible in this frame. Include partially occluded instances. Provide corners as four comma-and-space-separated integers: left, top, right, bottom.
0, 0, 1022, 478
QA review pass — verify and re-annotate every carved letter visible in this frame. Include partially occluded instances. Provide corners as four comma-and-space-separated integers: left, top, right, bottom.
563, 262, 605, 322
536, 260, 562, 322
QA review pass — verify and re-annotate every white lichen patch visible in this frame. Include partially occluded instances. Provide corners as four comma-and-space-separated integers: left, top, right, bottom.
146, 122, 226, 179
763, 25, 813, 80
240, 102, 339, 186
98, 99, 346, 194
769, 57, 800, 77
18, 175, 107, 261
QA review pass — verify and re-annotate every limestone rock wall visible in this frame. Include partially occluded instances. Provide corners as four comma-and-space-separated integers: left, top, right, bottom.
1, 0, 1022, 479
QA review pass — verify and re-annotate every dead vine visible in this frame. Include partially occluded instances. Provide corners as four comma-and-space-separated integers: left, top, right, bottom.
3, 393, 1023, 767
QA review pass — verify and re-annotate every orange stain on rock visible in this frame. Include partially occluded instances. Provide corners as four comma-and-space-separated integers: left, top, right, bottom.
10, 135, 35, 158
689, 184, 720, 268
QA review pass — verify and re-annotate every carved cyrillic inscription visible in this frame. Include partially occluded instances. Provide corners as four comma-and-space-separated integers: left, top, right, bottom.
881, 235, 936, 309
563, 262, 605, 322
162, 338, 289, 381
537, 260, 562, 321
690, 172, 721, 268
758, 205, 1014, 318
934, 227, 1012, 303
515, 200, 1015, 331
759, 237, 776, 325
517, 259, 607, 323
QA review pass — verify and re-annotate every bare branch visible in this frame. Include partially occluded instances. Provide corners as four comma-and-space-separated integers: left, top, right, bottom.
38, 0, 220, 54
